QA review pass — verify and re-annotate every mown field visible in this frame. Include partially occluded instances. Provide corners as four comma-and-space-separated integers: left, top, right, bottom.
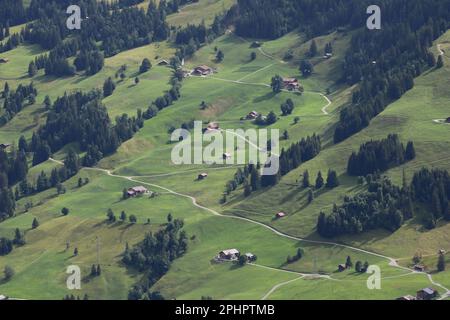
0, 5, 449, 299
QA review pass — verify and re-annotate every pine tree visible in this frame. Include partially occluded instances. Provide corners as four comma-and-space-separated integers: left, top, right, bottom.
345, 256, 353, 268
13, 228, 25, 246
244, 181, 252, 197
437, 55, 444, 68
307, 189, 314, 203
216, 50, 224, 62
431, 188, 442, 218
309, 39, 318, 57
302, 170, 310, 188
315, 171, 324, 189
326, 170, 339, 188
270, 75, 283, 93
44, 95, 52, 110
266, 111, 277, 125
103, 77, 116, 97
300, 60, 313, 77
139, 58, 152, 73
91, 264, 97, 276
250, 168, 261, 191
28, 61, 37, 77
32, 217, 39, 229
437, 253, 446, 272
120, 211, 127, 222
405, 141, 416, 160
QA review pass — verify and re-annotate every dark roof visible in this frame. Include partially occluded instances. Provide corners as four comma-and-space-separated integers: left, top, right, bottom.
420, 288, 436, 295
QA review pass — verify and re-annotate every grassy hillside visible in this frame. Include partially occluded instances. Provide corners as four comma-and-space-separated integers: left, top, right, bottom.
1, 4, 449, 300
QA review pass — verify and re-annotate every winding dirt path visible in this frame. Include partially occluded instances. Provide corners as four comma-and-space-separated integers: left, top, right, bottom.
47, 157, 450, 299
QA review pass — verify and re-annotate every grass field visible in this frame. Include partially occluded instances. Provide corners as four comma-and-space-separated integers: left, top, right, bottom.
1, 8, 449, 300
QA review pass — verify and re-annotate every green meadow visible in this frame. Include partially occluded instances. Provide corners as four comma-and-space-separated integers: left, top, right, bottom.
0, 5, 449, 299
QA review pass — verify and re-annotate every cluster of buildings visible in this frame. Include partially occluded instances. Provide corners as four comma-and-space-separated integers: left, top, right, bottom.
215, 249, 257, 262
397, 287, 439, 300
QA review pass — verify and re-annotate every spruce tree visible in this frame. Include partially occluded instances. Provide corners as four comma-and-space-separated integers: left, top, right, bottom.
309, 39, 318, 57
315, 171, 324, 189
32, 217, 39, 229
437, 254, 446, 272
437, 55, 444, 68
302, 170, 310, 188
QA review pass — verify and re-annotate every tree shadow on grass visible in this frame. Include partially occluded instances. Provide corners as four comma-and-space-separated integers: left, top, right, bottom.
253, 91, 276, 103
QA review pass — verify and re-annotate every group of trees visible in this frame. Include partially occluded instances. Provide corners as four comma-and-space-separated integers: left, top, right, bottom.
223, 163, 260, 202
318, 166, 449, 236
28, 90, 143, 167
411, 168, 450, 228
173, 13, 227, 61
334, 1, 450, 142
124, 215, 188, 300
106, 208, 138, 224
302, 169, 339, 190
143, 76, 182, 120
0, 228, 25, 257
278, 134, 322, 176
347, 135, 416, 176
226, 0, 450, 144
222, 134, 322, 202
286, 248, 304, 265
13, 150, 81, 202
5, 1, 170, 78
0, 144, 32, 221
280, 98, 295, 116
1, 82, 38, 126
317, 176, 414, 238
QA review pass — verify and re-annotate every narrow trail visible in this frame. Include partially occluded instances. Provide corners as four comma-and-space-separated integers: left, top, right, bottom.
214, 32, 332, 115
47, 157, 450, 298
261, 276, 304, 300
196, 75, 331, 116
42, 42, 449, 299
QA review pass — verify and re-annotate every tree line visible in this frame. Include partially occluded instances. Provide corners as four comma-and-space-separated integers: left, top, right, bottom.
224, 0, 450, 144
222, 134, 321, 202
28, 90, 143, 167
411, 168, 450, 228
317, 175, 414, 237
347, 134, 416, 176
1, 82, 38, 126
124, 214, 188, 300
317, 166, 450, 237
